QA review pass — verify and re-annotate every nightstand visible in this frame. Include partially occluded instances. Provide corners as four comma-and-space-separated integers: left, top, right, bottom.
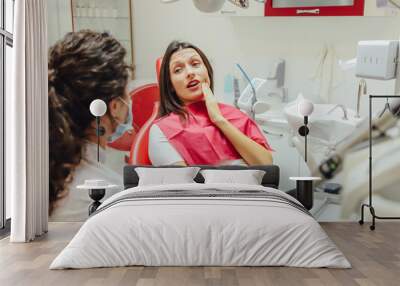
77, 180, 119, 215
289, 177, 321, 210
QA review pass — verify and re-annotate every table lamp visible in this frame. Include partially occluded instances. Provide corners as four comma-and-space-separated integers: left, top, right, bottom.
297, 99, 314, 163
86, 99, 108, 215
89, 99, 107, 162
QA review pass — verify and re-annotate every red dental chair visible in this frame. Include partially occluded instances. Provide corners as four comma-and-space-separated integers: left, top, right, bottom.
129, 101, 160, 164
107, 83, 160, 152
127, 58, 163, 165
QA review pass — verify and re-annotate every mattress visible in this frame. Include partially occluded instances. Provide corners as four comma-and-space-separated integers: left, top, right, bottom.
50, 183, 351, 269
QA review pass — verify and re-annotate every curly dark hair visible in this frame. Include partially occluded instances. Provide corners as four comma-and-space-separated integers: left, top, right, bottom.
48, 30, 130, 215
158, 41, 214, 118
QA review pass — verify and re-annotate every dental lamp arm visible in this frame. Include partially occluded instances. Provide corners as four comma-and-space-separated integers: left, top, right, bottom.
236, 63, 256, 101
315, 103, 400, 179
388, 0, 400, 9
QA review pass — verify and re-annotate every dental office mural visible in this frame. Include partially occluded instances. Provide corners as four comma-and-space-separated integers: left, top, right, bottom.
47, 0, 400, 223
48, 30, 274, 221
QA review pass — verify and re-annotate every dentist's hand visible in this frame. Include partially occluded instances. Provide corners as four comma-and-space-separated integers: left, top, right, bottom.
202, 82, 226, 125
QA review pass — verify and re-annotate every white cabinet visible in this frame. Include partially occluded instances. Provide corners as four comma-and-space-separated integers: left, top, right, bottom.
205, 0, 400, 17
71, 0, 135, 68
364, 1, 399, 16
214, 0, 265, 16
263, 132, 300, 191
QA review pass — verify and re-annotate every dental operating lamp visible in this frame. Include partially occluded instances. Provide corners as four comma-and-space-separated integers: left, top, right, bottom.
160, 0, 225, 12
160, 0, 266, 13
89, 99, 107, 162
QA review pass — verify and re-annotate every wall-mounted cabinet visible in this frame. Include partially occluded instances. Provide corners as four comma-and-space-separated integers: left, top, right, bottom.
265, 0, 365, 16
70, 0, 134, 70
364, 1, 400, 16
203, 0, 399, 17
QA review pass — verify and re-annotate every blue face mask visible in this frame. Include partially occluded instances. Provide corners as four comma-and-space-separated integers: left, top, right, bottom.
108, 97, 133, 142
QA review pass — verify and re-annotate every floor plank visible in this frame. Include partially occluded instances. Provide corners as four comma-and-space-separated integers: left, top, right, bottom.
0, 222, 399, 286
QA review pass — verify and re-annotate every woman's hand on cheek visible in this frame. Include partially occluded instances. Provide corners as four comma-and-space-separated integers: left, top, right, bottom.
201, 83, 226, 125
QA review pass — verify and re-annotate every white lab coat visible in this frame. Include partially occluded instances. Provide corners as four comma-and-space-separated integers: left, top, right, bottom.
50, 142, 124, 222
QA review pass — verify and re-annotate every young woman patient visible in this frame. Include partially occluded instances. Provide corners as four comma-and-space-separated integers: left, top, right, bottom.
149, 41, 273, 166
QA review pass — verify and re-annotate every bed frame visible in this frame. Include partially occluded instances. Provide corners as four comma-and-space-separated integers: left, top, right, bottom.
123, 165, 280, 189
122, 165, 316, 210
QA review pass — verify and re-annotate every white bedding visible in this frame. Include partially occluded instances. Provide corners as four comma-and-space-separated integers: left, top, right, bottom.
50, 183, 351, 269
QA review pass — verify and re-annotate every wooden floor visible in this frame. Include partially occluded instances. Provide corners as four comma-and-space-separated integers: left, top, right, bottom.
0, 222, 399, 286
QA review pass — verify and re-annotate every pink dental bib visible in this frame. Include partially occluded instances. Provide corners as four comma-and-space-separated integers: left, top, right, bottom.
154, 101, 272, 165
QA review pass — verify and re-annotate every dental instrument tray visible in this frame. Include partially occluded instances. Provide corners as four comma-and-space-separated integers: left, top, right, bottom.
322, 183, 342, 194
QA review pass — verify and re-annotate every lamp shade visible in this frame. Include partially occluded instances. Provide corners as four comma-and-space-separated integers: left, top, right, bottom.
298, 99, 314, 117
89, 99, 107, 117
192, 0, 225, 13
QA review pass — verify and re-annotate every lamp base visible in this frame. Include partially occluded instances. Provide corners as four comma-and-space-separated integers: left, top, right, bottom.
298, 125, 309, 136
296, 180, 313, 210
88, 188, 105, 215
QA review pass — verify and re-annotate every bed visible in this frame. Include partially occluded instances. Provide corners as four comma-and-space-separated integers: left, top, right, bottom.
50, 165, 350, 269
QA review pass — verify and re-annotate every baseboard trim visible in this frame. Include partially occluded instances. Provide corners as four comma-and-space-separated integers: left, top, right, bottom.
0, 218, 11, 239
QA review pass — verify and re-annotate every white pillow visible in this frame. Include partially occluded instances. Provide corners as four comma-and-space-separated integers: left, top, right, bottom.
135, 167, 200, 186
200, 169, 266, 185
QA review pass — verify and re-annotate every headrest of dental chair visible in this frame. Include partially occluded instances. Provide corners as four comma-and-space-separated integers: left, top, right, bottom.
156, 57, 163, 84
129, 102, 160, 165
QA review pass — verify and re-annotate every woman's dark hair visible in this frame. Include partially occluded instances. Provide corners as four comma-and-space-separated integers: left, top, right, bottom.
158, 41, 214, 118
48, 30, 130, 215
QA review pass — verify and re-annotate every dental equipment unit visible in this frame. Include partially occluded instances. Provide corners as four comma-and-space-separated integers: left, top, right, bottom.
327, 104, 348, 120
262, 59, 287, 102
356, 79, 367, 118
236, 59, 287, 118
317, 99, 400, 180
316, 40, 400, 180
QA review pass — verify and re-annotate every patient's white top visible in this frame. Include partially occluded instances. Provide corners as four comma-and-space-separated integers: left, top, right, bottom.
50, 142, 123, 222
149, 124, 246, 166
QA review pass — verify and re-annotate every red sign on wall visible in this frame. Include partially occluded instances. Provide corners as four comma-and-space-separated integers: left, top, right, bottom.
265, 0, 364, 16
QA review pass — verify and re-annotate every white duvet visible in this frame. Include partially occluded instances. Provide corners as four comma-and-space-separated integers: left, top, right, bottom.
50, 183, 351, 269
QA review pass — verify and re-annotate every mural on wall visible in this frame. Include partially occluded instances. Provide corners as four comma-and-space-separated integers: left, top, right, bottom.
46, 1, 279, 225
48, 28, 274, 222
47, 0, 400, 224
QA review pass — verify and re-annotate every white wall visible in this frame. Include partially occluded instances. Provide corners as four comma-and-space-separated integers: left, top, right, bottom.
47, 0, 72, 46
47, 0, 400, 115
133, 0, 400, 114
130, 1, 400, 191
